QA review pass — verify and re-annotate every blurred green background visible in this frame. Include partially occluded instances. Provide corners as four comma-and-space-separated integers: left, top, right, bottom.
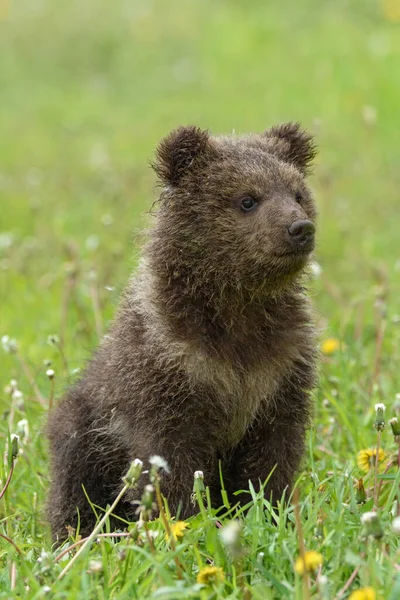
0, 0, 399, 390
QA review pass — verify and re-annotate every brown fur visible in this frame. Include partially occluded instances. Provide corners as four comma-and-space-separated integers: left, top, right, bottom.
47, 123, 318, 542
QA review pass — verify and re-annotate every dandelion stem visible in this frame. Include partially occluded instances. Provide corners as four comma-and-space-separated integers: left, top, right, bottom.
59, 270, 75, 351
376, 460, 394, 501
59, 283, 71, 351
0, 461, 14, 501
143, 522, 157, 556
316, 565, 324, 600
293, 487, 310, 600
57, 342, 69, 375
89, 276, 103, 340
10, 561, 17, 591
7, 395, 16, 436
154, 478, 183, 579
335, 564, 360, 598
373, 430, 382, 510
49, 377, 55, 410
193, 477, 208, 520
398, 441, 400, 469
57, 483, 130, 579
54, 532, 131, 563
15, 352, 46, 408
0, 532, 23, 556
369, 319, 386, 397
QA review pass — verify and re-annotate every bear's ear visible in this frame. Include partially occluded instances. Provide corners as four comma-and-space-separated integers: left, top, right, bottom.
264, 122, 316, 175
152, 126, 213, 186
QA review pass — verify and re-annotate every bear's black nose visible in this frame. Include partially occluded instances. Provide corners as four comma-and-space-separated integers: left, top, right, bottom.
288, 219, 315, 249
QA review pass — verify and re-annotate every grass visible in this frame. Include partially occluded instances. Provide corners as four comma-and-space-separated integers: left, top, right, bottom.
1, 0, 400, 597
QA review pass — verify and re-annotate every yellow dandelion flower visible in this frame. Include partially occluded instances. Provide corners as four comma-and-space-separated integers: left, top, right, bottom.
357, 448, 387, 473
197, 565, 225, 585
294, 551, 323, 575
348, 587, 376, 600
382, 0, 400, 22
168, 521, 188, 541
321, 338, 340, 355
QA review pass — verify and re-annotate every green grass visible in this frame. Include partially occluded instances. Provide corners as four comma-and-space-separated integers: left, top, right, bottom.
1, 0, 400, 597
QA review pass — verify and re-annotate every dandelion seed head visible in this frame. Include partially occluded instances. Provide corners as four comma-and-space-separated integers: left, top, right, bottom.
101, 214, 114, 226
17, 419, 29, 441
392, 516, 400, 535
310, 261, 322, 277
85, 235, 99, 252
87, 559, 103, 574
149, 455, 170, 473
11, 389, 23, 402
219, 520, 241, 546
47, 334, 60, 346
361, 511, 378, 524
1, 335, 18, 353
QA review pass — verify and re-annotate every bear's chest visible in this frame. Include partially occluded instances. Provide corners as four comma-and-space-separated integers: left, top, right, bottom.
183, 341, 300, 446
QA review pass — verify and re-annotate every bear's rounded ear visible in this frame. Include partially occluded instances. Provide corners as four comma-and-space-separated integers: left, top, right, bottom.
264, 122, 316, 175
152, 126, 213, 186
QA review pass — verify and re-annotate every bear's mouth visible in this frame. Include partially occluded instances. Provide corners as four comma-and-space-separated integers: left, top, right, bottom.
272, 245, 314, 277
277, 242, 315, 258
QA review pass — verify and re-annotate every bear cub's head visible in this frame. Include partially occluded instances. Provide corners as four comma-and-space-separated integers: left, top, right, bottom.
151, 123, 317, 297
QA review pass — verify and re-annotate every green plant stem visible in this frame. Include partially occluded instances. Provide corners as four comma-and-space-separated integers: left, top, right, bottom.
369, 319, 386, 397
0, 461, 14, 500
54, 532, 130, 563
376, 460, 394, 501
335, 564, 360, 598
0, 532, 23, 556
10, 561, 17, 591
143, 521, 157, 556
57, 483, 130, 579
89, 276, 103, 339
193, 478, 208, 521
293, 488, 310, 600
0, 532, 22, 556
48, 377, 55, 410
15, 352, 46, 407
373, 429, 382, 510
154, 478, 183, 579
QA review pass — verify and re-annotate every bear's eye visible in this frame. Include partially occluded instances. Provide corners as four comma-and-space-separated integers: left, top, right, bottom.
240, 197, 258, 212
295, 193, 303, 203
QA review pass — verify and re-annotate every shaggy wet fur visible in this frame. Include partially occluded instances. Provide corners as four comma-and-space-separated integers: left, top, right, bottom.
48, 123, 318, 542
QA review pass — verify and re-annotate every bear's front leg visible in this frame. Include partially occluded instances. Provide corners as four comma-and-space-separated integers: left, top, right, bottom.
224, 379, 313, 508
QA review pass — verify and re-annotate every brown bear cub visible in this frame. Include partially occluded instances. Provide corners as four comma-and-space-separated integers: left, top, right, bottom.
48, 123, 318, 542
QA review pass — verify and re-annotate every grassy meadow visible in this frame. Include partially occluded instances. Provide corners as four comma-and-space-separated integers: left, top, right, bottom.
1, 0, 400, 597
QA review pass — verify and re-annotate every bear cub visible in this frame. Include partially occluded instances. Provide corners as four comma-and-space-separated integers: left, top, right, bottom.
48, 122, 318, 542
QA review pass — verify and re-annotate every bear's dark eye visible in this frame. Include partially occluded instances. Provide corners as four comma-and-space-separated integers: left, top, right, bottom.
295, 193, 303, 203
240, 197, 258, 212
